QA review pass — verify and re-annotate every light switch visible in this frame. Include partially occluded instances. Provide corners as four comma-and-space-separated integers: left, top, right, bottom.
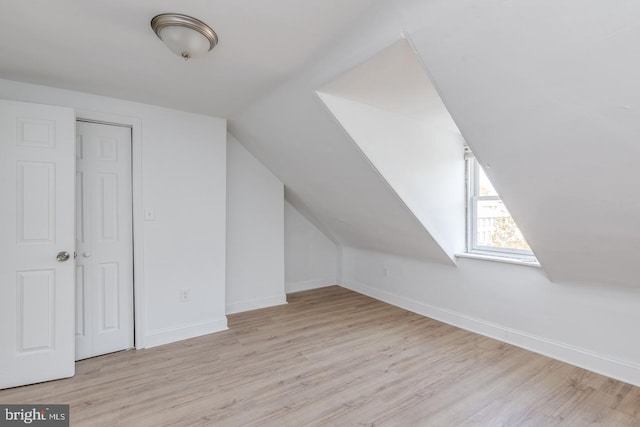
144, 207, 155, 221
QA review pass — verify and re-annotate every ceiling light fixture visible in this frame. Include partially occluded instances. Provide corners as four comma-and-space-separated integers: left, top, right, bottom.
151, 13, 218, 60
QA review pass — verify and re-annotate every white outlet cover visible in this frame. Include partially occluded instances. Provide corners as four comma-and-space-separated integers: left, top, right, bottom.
144, 207, 155, 221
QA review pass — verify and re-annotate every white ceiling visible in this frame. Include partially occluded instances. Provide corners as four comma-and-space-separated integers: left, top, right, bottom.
317, 40, 466, 258
3, 0, 640, 287
231, 0, 640, 288
230, 10, 462, 265
0, 0, 379, 117
320, 39, 458, 131
403, 0, 640, 287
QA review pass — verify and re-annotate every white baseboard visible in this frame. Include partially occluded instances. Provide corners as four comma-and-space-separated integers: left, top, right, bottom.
341, 279, 640, 387
286, 279, 335, 294
226, 294, 287, 315
144, 317, 228, 349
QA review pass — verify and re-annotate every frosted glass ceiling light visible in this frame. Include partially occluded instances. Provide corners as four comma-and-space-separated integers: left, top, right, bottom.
151, 14, 218, 60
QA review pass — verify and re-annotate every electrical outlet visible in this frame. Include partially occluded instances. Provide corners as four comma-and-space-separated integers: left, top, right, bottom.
144, 207, 155, 221
179, 288, 190, 303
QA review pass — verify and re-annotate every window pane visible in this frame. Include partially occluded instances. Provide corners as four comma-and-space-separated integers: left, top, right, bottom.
476, 199, 531, 251
478, 166, 498, 196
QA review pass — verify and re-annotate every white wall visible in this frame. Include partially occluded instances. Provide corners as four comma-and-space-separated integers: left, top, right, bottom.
226, 134, 286, 314
398, 0, 640, 287
0, 78, 228, 348
284, 201, 338, 293
318, 94, 465, 257
231, 0, 640, 287
230, 26, 460, 266
341, 247, 640, 387
317, 39, 465, 257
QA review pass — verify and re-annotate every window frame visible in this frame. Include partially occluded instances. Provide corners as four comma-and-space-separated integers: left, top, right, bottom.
465, 154, 537, 261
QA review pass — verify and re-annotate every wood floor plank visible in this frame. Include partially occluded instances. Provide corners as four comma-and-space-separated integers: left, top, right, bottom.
0, 286, 638, 426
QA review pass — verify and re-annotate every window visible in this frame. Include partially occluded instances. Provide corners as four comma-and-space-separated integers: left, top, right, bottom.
466, 148, 537, 261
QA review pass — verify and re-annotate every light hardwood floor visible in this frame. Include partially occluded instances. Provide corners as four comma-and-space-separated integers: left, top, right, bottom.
1, 286, 639, 426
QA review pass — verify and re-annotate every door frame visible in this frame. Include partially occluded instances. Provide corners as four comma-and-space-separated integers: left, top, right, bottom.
76, 110, 146, 350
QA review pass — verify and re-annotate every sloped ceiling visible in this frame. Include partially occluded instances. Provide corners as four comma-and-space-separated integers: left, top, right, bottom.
317, 40, 466, 258
2, 0, 639, 286
229, 74, 455, 264
400, 0, 640, 287
231, 0, 640, 287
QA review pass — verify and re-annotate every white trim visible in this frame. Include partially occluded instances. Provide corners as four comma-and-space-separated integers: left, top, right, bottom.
456, 252, 541, 267
75, 109, 146, 350
144, 318, 228, 349
226, 294, 287, 315
286, 279, 335, 294
341, 279, 640, 387
466, 156, 537, 262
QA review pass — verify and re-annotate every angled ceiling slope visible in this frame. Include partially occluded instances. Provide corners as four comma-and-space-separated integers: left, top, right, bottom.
317, 40, 466, 257
230, 41, 460, 264
229, 82, 455, 265
401, 0, 640, 287
3, 0, 635, 287
232, 0, 640, 287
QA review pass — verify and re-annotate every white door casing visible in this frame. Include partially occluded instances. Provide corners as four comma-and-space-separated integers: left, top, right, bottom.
75, 121, 134, 360
0, 100, 76, 389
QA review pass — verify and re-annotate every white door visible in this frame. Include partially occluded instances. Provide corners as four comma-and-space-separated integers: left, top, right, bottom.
75, 121, 134, 360
0, 100, 76, 389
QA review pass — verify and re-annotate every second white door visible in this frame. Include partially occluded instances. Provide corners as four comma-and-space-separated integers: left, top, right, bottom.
75, 121, 134, 360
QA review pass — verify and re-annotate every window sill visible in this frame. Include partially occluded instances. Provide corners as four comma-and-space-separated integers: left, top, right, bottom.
455, 252, 541, 267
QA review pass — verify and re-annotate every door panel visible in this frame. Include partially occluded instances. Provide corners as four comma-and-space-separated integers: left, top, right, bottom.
99, 173, 119, 240
17, 161, 55, 243
17, 269, 55, 351
100, 262, 120, 331
75, 121, 133, 360
0, 99, 75, 389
